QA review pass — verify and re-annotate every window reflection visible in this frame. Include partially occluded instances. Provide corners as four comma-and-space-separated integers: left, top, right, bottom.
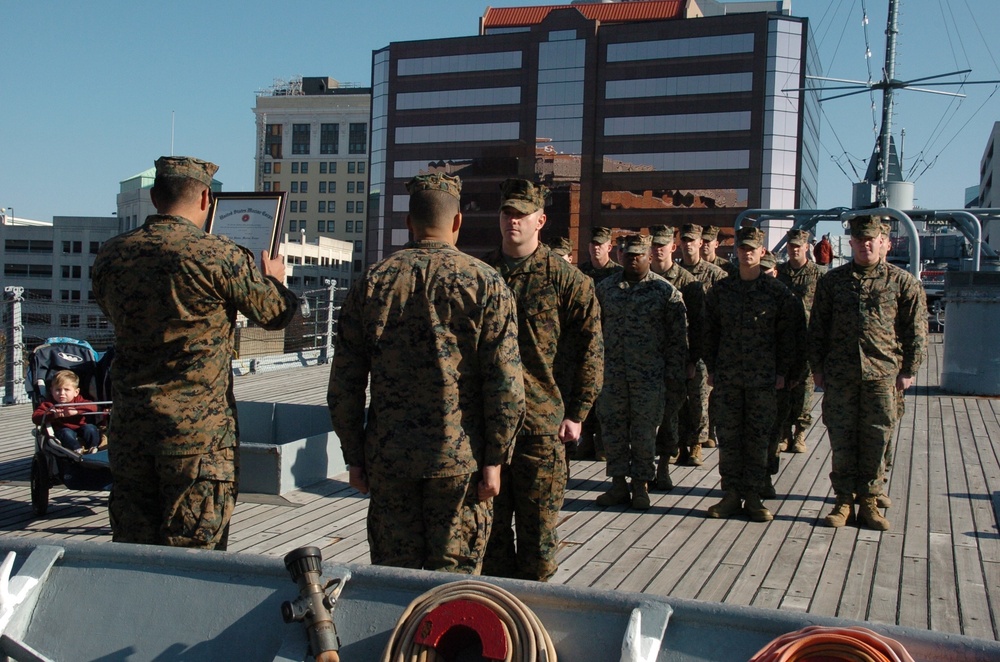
398, 51, 522, 76
607, 33, 754, 62
396, 87, 521, 110
604, 111, 751, 136
395, 123, 519, 144
601, 188, 749, 210
603, 151, 750, 172
605, 72, 753, 99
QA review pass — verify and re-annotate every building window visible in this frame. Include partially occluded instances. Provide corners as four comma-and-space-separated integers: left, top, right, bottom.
292, 123, 311, 154
299, 221, 308, 233
61, 265, 82, 279
357, 201, 364, 214
62, 241, 83, 254
319, 182, 327, 193
328, 182, 336, 193
328, 201, 336, 213
300, 181, 308, 193
89, 241, 101, 254
59, 314, 81, 329
346, 221, 354, 232
349, 123, 367, 154
299, 201, 307, 212
318, 220, 326, 232
356, 220, 364, 233
347, 182, 355, 193
358, 162, 365, 174
327, 220, 335, 232
357, 181, 365, 193
86, 315, 110, 330
347, 201, 354, 213
291, 182, 299, 193
348, 162, 356, 174
289, 220, 298, 232
273, 181, 281, 191
328, 162, 337, 173
320, 162, 327, 174
274, 163, 282, 174
292, 162, 299, 174
263, 181, 272, 192
301, 162, 308, 174
321, 123, 339, 154
318, 201, 326, 213
290, 201, 298, 212
266, 124, 283, 159
60, 290, 81, 302
264, 162, 272, 174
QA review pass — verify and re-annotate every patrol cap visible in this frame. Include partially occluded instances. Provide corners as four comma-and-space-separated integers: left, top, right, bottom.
549, 236, 572, 256
680, 223, 702, 240
499, 178, 548, 214
622, 234, 652, 254
759, 250, 777, 270
648, 224, 675, 245
154, 156, 218, 188
406, 172, 462, 199
736, 226, 765, 248
591, 226, 612, 244
702, 225, 720, 241
850, 216, 883, 239
785, 228, 810, 246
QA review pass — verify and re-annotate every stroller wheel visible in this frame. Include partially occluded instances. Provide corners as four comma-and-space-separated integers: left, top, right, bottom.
30, 455, 49, 517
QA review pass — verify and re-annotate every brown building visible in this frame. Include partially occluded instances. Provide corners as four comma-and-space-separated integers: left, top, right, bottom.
367, 0, 819, 263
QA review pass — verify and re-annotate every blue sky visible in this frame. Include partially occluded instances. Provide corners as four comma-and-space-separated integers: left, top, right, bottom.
3, 0, 999, 223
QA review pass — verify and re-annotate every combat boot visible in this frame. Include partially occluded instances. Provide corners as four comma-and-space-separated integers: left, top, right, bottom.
630, 480, 651, 510
778, 426, 792, 452
655, 461, 673, 491
761, 476, 777, 499
858, 496, 890, 531
703, 431, 717, 449
824, 495, 855, 528
790, 427, 807, 453
596, 476, 630, 507
744, 493, 773, 522
707, 493, 743, 519
856, 493, 893, 508
687, 443, 704, 467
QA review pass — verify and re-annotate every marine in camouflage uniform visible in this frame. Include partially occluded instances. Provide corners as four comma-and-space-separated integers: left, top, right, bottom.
775, 229, 823, 455
482, 179, 604, 582
678, 224, 728, 465
702, 225, 738, 276
328, 173, 525, 574
649, 225, 705, 489
705, 227, 805, 522
594, 234, 687, 510
810, 216, 927, 531
92, 156, 299, 550
575, 227, 621, 461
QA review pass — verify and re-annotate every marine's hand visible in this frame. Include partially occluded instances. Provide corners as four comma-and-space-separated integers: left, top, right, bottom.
261, 251, 287, 284
558, 419, 582, 444
896, 373, 913, 391
706, 373, 714, 388
813, 372, 825, 390
478, 465, 501, 500
348, 466, 369, 495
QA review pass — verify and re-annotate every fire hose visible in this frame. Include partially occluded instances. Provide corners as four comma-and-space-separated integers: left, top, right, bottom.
748, 625, 915, 662
381, 579, 557, 662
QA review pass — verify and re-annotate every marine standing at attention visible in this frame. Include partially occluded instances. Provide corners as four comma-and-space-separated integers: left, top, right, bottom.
594, 234, 687, 510
704, 227, 803, 522
93, 156, 299, 550
328, 173, 525, 573
810, 216, 927, 531
701, 225, 738, 276
482, 179, 604, 581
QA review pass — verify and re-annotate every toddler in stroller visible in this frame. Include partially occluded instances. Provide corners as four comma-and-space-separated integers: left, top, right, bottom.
32, 369, 103, 454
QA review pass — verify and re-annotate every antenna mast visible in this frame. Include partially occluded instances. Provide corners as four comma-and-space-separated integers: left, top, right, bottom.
875, 0, 900, 207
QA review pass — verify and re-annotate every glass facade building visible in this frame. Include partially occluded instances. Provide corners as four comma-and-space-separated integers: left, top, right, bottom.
367, 7, 819, 263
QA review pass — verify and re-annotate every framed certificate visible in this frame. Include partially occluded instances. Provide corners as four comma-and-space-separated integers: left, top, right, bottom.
206, 192, 286, 258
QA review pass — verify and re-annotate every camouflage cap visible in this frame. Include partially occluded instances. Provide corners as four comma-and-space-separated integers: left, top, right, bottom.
406, 172, 462, 199
549, 236, 572, 256
591, 226, 613, 244
702, 225, 720, 241
759, 250, 777, 270
622, 234, 652, 254
736, 226, 765, 248
154, 156, 218, 188
499, 178, 548, 214
850, 216, 883, 239
785, 228, 810, 246
648, 224, 675, 245
680, 223, 702, 240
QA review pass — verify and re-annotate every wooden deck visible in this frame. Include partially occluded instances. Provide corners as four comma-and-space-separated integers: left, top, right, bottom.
1, 334, 998, 643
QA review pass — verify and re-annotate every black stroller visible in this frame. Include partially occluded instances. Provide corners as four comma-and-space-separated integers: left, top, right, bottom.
27, 338, 113, 516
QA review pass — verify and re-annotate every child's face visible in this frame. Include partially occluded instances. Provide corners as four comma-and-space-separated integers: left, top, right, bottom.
52, 383, 80, 404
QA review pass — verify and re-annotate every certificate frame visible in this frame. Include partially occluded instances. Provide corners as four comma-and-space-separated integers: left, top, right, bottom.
206, 191, 286, 258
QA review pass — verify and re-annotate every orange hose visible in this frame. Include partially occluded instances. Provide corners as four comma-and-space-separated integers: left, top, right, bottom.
748, 625, 915, 662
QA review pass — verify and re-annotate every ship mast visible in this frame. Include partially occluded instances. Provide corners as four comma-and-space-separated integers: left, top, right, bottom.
874, 0, 900, 207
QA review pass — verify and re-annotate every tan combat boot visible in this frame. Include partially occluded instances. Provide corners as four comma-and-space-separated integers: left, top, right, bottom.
824, 495, 855, 528
778, 426, 792, 453
858, 496, 890, 531
688, 443, 704, 467
655, 461, 673, 491
790, 427, 807, 453
856, 493, 893, 508
744, 493, 773, 522
631, 480, 651, 510
596, 476, 630, 507
707, 492, 743, 519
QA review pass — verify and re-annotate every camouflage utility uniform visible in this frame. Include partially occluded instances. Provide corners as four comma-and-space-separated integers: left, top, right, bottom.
809, 260, 927, 504
482, 244, 603, 581
776, 258, 823, 442
93, 215, 299, 549
706, 270, 804, 502
596, 270, 687, 482
329, 240, 525, 573
710, 255, 738, 277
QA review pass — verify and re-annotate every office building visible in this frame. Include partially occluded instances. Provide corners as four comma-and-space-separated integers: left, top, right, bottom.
980, 121, 1000, 251
253, 77, 371, 275
368, 0, 819, 262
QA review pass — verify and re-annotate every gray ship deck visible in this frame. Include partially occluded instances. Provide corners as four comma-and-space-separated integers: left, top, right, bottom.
1, 334, 997, 643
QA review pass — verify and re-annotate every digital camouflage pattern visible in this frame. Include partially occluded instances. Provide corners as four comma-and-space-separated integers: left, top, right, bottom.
710, 255, 738, 276
499, 178, 548, 214
153, 156, 218, 187
776, 259, 822, 323
706, 273, 805, 495
776, 258, 823, 431
596, 271, 687, 480
482, 244, 603, 581
366, 472, 491, 573
329, 240, 525, 480
580, 258, 623, 283
92, 214, 299, 548
809, 260, 927, 498
680, 258, 727, 288
407, 172, 461, 198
